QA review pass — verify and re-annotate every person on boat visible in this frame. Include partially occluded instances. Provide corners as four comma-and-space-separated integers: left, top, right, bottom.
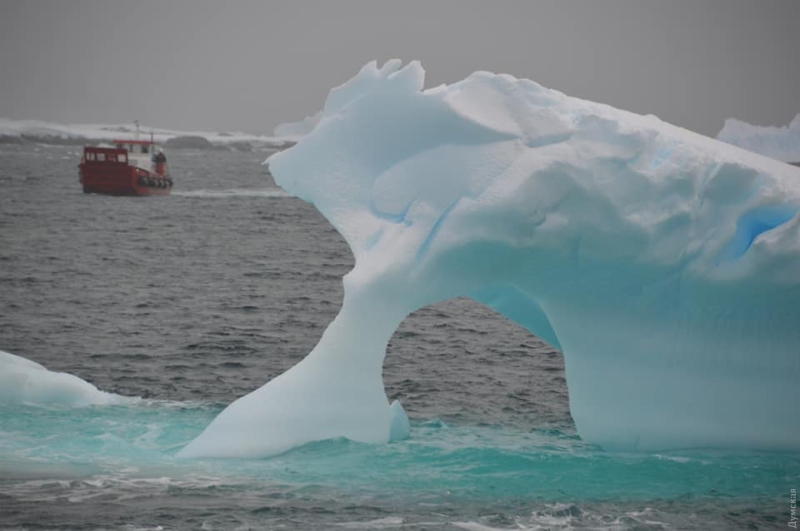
154, 149, 167, 176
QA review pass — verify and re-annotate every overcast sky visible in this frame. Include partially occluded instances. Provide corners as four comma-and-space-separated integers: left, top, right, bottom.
1, 0, 797, 136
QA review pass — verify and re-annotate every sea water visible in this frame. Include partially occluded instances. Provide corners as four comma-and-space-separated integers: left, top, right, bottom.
0, 144, 796, 529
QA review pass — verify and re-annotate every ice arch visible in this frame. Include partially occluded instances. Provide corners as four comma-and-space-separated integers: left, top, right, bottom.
179, 60, 800, 459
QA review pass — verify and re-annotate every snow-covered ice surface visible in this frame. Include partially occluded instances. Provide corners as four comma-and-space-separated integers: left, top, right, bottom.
0, 117, 292, 149
717, 113, 800, 163
181, 60, 800, 459
0, 350, 135, 407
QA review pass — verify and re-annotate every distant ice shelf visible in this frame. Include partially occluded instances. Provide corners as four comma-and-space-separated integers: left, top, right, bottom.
0, 118, 295, 150
179, 60, 800, 459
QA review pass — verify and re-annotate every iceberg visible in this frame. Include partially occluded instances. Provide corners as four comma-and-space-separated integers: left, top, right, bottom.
717, 114, 800, 163
0, 350, 132, 407
180, 60, 800, 459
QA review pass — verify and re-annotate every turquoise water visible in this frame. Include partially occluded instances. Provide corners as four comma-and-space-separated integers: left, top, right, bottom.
1, 400, 796, 529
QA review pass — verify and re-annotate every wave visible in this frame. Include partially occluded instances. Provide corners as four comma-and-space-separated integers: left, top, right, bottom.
172, 189, 290, 199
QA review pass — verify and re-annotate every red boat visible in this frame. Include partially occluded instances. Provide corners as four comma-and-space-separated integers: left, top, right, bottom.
79, 138, 173, 196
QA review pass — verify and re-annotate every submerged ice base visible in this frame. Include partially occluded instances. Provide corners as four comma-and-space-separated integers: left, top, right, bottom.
180, 60, 800, 459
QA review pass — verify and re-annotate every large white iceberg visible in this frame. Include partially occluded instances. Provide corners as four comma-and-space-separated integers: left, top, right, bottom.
180, 60, 800, 458
717, 114, 800, 163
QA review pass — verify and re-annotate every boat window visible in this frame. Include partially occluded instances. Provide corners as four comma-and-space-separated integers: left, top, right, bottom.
98, 153, 105, 161
128, 145, 134, 152
141, 145, 149, 154
86, 152, 95, 161
116, 144, 124, 149
118, 153, 127, 163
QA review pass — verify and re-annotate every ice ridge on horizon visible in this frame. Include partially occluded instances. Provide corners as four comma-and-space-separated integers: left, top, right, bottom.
717, 113, 800, 163
0, 117, 294, 149
179, 60, 800, 459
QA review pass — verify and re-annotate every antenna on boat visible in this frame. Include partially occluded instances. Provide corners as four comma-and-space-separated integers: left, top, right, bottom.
134, 120, 140, 141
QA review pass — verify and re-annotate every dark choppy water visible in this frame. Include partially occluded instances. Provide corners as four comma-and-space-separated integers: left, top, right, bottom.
0, 143, 796, 530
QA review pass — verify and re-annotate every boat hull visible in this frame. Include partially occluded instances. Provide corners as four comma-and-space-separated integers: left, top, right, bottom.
79, 162, 172, 196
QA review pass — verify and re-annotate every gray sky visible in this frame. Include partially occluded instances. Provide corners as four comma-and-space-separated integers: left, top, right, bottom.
1, 0, 797, 136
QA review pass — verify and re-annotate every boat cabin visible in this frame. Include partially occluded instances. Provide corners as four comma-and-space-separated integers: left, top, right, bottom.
112, 139, 164, 171
115, 139, 156, 155
82, 139, 167, 174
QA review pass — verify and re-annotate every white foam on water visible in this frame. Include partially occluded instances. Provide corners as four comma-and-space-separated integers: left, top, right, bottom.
172, 189, 290, 199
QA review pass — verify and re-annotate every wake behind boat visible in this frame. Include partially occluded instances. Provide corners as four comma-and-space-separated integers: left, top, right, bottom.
78, 134, 173, 196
